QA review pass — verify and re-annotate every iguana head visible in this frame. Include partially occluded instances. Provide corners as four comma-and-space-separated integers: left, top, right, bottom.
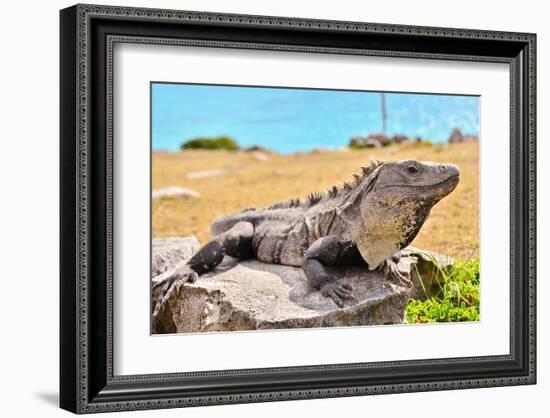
339, 160, 460, 269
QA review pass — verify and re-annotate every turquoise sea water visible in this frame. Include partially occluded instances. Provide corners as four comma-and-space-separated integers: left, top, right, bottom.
151, 83, 479, 154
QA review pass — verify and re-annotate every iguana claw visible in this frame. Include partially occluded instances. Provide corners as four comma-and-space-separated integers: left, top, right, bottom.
320, 281, 354, 308
381, 255, 413, 287
153, 265, 199, 301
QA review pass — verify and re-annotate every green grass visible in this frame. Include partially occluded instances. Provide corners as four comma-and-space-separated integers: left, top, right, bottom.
406, 257, 480, 324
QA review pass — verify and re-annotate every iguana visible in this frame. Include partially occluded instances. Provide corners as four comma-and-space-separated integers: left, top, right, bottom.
154, 159, 459, 307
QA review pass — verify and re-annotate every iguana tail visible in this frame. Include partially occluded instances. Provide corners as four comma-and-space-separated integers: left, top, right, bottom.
210, 208, 256, 237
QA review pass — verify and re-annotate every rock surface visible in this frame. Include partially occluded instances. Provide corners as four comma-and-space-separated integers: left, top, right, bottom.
448, 128, 464, 143
152, 186, 200, 200
350, 133, 410, 148
448, 128, 479, 143
186, 169, 225, 179
151, 238, 452, 334
251, 151, 270, 161
151, 237, 201, 278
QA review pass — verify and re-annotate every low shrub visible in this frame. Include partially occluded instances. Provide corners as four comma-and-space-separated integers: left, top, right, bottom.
181, 136, 240, 151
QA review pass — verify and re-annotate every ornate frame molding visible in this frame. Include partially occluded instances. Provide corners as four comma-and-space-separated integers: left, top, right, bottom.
60, 4, 536, 414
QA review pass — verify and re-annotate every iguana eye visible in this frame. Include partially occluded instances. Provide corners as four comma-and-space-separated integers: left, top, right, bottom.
407, 165, 419, 175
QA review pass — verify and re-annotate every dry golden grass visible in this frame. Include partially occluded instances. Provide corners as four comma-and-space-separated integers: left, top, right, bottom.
152, 141, 479, 258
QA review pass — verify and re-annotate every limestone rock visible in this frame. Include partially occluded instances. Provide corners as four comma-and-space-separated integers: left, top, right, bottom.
448, 128, 464, 143
251, 151, 270, 161
152, 186, 199, 200
448, 128, 479, 143
152, 237, 201, 278
405, 246, 454, 300
350, 133, 410, 148
244, 145, 274, 154
151, 238, 453, 334
186, 169, 225, 179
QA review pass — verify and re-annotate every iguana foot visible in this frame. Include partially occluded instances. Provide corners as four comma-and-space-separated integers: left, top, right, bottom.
320, 280, 354, 308
153, 264, 199, 301
381, 254, 412, 287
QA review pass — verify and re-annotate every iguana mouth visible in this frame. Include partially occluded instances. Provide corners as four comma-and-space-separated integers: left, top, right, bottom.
415, 174, 459, 197
437, 174, 460, 187
438, 174, 460, 190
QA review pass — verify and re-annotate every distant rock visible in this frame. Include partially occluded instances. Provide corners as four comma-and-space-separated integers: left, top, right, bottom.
310, 147, 332, 153
448, 128, 479, 143
251, 151, 270, 161
448, 128, 464, 143
245, 145, 274, 154
151, 238, 453, 334
392, 134, 409, 144
350, 135, 383, 148
152, 186, 200, 200
350, 133, 410, 148
187, 169, 225, 179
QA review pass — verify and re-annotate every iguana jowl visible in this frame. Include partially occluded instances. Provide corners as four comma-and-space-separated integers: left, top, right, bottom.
156, 160, 460, 307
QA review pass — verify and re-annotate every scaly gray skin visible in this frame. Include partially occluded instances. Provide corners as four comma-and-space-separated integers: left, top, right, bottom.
154, 160, 460, 308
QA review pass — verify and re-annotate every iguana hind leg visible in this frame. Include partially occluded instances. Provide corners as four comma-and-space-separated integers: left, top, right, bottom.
303, 236, 359, 308
155, 221, 254, 300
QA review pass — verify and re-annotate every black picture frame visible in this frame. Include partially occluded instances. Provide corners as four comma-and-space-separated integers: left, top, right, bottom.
60, 3, 536, 414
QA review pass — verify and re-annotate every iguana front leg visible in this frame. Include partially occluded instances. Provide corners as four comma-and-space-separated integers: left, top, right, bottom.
303, 236, 357, 307
154, 221, 254, 301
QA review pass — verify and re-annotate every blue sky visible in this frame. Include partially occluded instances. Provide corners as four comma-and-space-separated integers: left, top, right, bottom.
151, 83, 480, 153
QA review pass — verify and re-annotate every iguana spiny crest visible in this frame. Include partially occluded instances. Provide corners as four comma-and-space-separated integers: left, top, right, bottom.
267, 159, 385, 210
